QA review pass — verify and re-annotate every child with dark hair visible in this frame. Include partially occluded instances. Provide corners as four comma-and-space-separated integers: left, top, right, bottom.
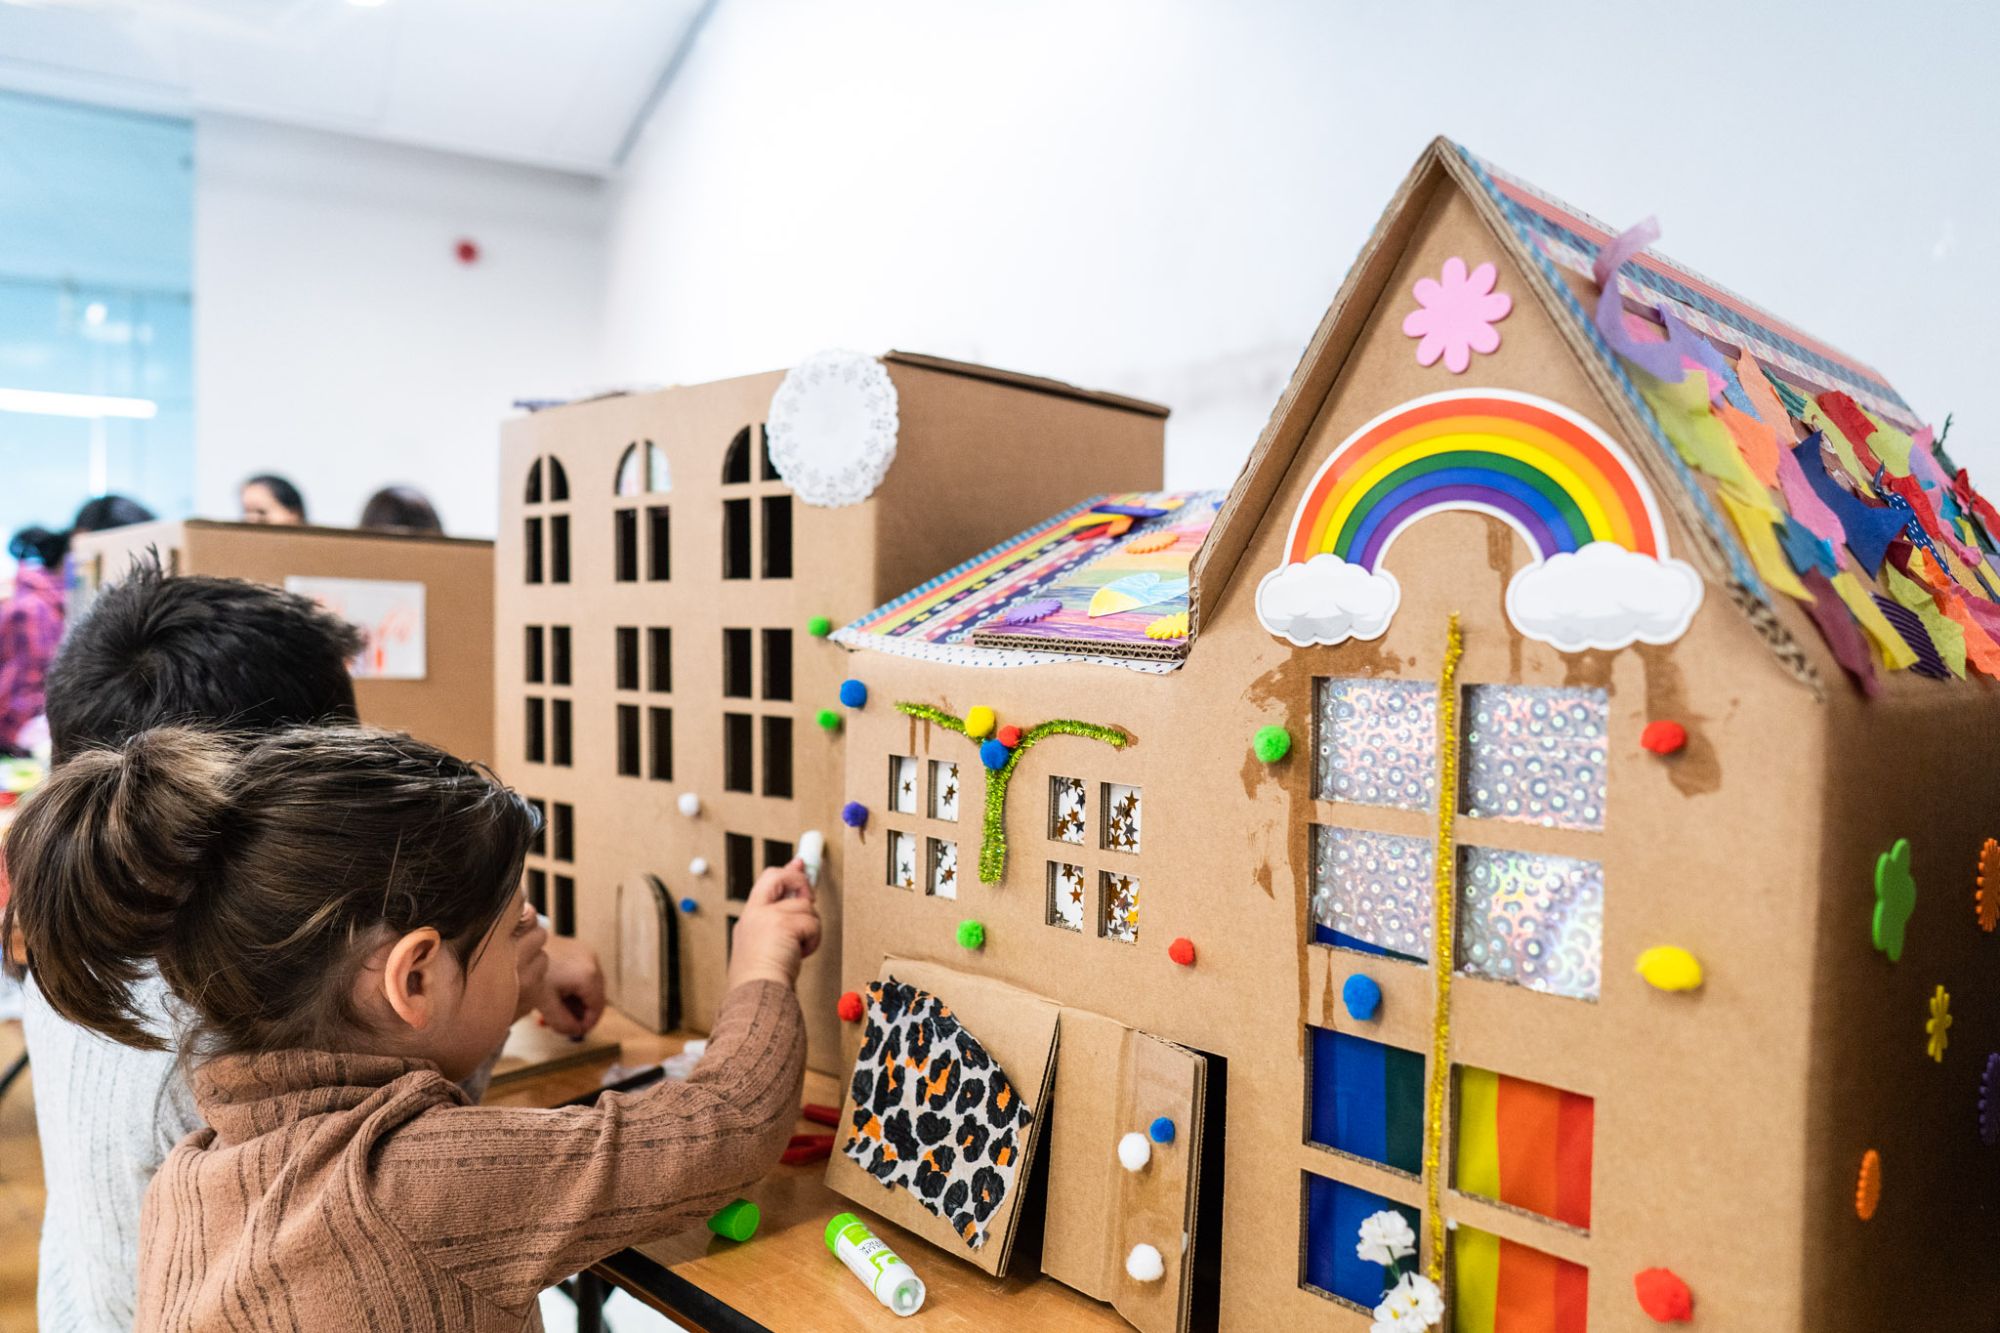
16, 561, 607, 1333
1, 493, 156, 753
240, 472, 307, 525
4, 726, 814, 1331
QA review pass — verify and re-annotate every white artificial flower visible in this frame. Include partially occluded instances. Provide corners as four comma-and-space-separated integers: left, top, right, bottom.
1355, 1209, 1418, 1266
1371, 1273, 1445, 1332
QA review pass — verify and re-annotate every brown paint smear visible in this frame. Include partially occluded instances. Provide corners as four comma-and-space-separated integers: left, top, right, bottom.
1637, 645, 1722, 795
1561, 650, 1617, 690
1486, 524, 1524, 679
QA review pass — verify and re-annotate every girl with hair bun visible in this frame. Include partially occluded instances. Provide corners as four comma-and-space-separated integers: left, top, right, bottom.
3, 724, 817, 1330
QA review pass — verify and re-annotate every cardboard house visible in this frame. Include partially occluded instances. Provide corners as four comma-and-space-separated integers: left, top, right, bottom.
492, 354, 1166, 1062
68, 520, 493, 765
822, 140, 2000, 1332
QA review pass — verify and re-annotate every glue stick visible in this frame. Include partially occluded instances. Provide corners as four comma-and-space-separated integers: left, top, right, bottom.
825, 1212, 925, 1316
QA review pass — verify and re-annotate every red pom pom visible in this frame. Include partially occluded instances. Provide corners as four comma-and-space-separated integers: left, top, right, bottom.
1640, 720, 1688, 755
1167, 937, 1196, 966
836, 991, 864, 1023
1633, 1268, 1693, 1322
454, 238, 480, 264
997, 724, 1022, 748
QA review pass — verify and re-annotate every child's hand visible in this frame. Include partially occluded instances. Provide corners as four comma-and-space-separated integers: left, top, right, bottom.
727, 859, 821, 991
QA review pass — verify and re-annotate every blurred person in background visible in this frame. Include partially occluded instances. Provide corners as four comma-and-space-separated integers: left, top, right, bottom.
240, 473, 307, 525
358, 485, 444, 536
1, 494, 155, 755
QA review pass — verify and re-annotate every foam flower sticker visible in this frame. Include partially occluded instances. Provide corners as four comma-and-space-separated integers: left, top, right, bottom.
1402, 256, 1511, 373
1371, 1272, 1444, 1332
1926, 984, 1953, 1063
1355, 1209, 1417, 1267
1873, 838, 1916, 963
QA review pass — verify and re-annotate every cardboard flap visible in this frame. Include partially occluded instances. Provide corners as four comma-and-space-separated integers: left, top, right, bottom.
1043, 1012, 1207, 1333
824, 957, 1060, 1276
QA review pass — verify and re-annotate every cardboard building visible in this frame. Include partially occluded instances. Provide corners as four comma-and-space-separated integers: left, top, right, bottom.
492, 354, 1166, 1062
69, 520, 493, 765
822, 139, 2000, 1332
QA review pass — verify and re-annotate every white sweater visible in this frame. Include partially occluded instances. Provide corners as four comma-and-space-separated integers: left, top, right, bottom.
22, 972, 501, 1332
22, 970, 195, 1333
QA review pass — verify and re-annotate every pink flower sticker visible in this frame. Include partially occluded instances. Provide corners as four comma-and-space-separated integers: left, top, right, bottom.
1402, 256, 1512, 373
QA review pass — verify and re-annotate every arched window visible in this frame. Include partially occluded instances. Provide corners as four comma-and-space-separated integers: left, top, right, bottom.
549, 456, 569, 502
525, 457, 543, 504
721, 427, 751, 486
615, 441, 670, 496
523, 454, 570, 585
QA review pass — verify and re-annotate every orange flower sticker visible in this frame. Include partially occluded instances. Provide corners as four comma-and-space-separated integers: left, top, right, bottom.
1855, 1149, 1882, 1220
1978, 839, 1999, 932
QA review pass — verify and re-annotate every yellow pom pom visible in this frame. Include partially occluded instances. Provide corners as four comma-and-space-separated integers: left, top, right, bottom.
965, 705, 996, 738
1635, 945, 1703, 992
1144, 612, 1189, 641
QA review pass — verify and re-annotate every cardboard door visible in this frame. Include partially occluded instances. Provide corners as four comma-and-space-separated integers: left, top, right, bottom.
611, 873, 679, 1032
1043, 1010, 1208, 1333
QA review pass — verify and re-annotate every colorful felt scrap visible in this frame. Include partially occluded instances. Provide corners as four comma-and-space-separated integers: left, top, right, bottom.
1454, 1066, 1594, 1228
1776, 518, 1839, 579
1718, 490, 1810, 598
1776, 443, 1846, 547
1873, 593, 1954, 678
1817, 391, 1900, 477
1795, 437, 1909, 574
1451, 1224, 1588, 1333
1883, 564, 1967, 678
1635, 367, 1775, 512
1829, 572, 1917, 671
1798, 570, 1878, 695
1805, 395, 1884, 485
1718, 399, 1781, 489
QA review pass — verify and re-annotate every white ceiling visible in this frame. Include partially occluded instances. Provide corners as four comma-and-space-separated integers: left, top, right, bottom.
0, 0, 709, 176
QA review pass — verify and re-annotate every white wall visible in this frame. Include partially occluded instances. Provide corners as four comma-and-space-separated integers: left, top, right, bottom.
601, 0, 2000, 486
195, 115, 607, 538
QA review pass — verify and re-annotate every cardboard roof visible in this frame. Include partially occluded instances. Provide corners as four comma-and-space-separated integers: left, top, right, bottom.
882, 351, 1171, 418
1192, 137, 1994, 697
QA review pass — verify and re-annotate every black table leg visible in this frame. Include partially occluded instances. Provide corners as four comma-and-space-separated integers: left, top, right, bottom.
574, 1270, 610, 1333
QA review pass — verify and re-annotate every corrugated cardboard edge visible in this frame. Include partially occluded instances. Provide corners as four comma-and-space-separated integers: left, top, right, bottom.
178, 518, 493, 550
968, 629, 1189, 663
884, 351, 1171, 419
1188, 136, 1822, 699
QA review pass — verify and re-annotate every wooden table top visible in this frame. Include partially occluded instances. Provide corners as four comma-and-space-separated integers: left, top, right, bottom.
495, 1014, 1128, 1333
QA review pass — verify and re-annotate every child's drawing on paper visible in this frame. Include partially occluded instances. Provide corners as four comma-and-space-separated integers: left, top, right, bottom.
284, 577, 428, 680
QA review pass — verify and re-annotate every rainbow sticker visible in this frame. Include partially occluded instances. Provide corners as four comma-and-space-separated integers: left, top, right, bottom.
1257, 389, 1702, 652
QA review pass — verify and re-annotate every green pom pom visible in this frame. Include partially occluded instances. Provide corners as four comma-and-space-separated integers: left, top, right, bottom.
807, 615, 833, 638
816, 708, 842, 732
1252, 725, 1291, 763
956, 919, 986, 951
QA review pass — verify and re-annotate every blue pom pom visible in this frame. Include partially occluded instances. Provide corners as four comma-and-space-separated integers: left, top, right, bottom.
1342, 973, 1383, 1021
678, 897, 699, 915
839, 678, 868, 708
840, 800, 868, 829
1148, 1116, 1176, 1145
980, 738, 1010, 770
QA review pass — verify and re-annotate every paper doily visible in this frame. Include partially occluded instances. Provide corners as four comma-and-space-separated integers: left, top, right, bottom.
765, 350, 899, 507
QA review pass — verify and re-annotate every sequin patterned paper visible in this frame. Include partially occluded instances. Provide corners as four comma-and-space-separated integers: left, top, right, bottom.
1050, 776, 1087, 845
1104, 784, 1142, 854
1101, 871, 1140, 942
1457, 845, 1604, 1000
841, 978, 1034, 1251
930, 760, 960, 821
928, 838, 958, 899
1461, 685, 1608, 831
1311, 825, 1436, 961
1046, 862, 1085, 931
1317, 677, 1438, 811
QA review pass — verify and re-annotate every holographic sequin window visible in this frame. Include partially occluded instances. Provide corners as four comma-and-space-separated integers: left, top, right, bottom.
1100, 870, 1140, 943
1461, 685, 1608, 831
1315, 677, 1438, 811
1047, 861, 1086, 931
888, 755, 919, 815
1456, 845, 1603, 1000
1310, 825, 1435, 962
1050, 776, 1087, 844
929, 760, 960, 821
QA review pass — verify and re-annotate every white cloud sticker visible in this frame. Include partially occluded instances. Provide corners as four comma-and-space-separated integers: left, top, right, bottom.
1503, 541, 1704, 651
1255, 554, 1402, 646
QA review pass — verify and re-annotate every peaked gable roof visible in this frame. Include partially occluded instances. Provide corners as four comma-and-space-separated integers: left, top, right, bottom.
1194, 137, 1959, 696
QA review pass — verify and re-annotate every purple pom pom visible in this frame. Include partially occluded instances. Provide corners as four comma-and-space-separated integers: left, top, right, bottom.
999, 598, 1062, 626
840, 801, 869, 829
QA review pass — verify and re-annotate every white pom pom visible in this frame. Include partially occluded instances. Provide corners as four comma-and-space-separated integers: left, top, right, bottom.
688, 857, 709, 876
677, 792, 701, 817
1117, 1132, 1151, 1172
1124, 1243, 1164, 1282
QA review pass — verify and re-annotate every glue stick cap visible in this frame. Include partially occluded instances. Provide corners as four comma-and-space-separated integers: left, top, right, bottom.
826, 1212, 861, 1254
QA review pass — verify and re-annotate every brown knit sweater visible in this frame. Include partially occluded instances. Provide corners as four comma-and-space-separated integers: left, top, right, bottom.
135, 980, 805, 1332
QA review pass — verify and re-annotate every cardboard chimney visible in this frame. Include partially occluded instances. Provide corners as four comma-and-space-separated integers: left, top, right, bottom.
822, 140, 2000, 1332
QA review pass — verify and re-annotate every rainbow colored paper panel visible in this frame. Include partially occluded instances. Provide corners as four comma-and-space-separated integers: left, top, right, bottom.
1309, 1026, 1425, 1174
1454, 1066, 1593, 1228
1302, 1173, 1419, 1307
1450, 1224, 1588, 1333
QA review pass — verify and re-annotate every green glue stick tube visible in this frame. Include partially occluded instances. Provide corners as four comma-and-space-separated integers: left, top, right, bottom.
825, 1212, 925, 1317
